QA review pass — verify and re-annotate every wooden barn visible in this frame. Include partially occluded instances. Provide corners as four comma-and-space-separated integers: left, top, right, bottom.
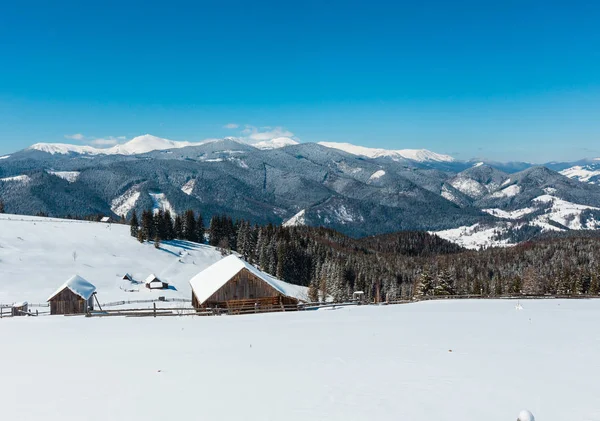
47, 275, 97, 315
189, 255, 307, 311
145, 274, 168, 290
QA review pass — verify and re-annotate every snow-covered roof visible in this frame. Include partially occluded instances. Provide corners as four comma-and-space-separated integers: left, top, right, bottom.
100, 216, 111, 222
47, 275, 96, 301
189, 255, 308, 305
13, 301, 28, 307
145, 274, 162, 284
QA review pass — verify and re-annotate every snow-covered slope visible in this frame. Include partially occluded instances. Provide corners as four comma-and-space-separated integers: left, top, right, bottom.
0, 175, 31, 184
47, 171, 80, 183
317, 142, 454, 162
0, 214, 224, 304
434, 223, 513, 250
560, 165, 600, 184
181, 179, 196, 196
283, 209, 306, 227
149, 192, 175, 215
111, 186, 142, 218
2, 300, 599, 421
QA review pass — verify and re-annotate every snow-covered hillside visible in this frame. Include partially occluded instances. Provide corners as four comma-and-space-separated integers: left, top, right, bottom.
0, 214, 224, 305
1, 299, 598, 421
560, 165, 600, 184
318, 141, 455, 162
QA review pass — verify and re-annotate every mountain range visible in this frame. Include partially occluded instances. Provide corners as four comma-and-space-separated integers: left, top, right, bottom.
1, 134, 600, 247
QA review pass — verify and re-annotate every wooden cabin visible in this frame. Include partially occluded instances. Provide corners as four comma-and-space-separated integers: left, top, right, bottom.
189, 255, 306, 311
100, 216, 113, 223
11, 301, 28, 316
47, 275, 96, 315
122, 273, 134, 282
145, 274, 168, 290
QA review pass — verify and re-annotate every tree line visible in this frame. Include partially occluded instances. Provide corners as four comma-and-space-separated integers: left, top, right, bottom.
129, 210, 600, 302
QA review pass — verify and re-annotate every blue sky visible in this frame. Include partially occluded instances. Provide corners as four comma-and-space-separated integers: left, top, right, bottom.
0, 0, 599, 162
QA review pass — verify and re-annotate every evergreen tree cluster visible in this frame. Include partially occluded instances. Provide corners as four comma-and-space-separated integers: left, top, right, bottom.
130, 209, 204, 245
129, 210, 600, 302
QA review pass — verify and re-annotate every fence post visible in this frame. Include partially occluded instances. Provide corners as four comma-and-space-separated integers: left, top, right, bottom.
153, 302, 156, 318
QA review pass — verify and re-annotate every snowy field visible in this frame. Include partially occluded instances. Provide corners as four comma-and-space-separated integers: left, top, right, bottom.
2, 299, 600, 421
0, 214, 223, 306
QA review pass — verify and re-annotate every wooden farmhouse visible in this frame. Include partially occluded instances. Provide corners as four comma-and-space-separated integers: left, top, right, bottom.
145, 274, 168, 290
189, 255, 308, 311
47, 275, 97, 315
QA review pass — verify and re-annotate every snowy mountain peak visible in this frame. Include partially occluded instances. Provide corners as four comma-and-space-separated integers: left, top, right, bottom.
28, 135, 203, 156
317, 142, 454, 163
253, 137, 299, 150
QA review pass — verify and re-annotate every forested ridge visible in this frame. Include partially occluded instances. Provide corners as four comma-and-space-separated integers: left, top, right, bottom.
128, 208, 600, 301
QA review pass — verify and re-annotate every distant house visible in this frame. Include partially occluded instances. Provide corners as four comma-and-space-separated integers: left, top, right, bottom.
189, 255, 307, 311
100, 216, 113, 223
122, 273, 134, 282
145, 274, 168, 290
47, 275, 96, 315
11, 301, 28, 316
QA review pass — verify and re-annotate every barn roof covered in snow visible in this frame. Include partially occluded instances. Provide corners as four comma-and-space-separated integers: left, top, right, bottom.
47, 275, 96, 301
189, 255, 308, 305
145, 274, 162, 284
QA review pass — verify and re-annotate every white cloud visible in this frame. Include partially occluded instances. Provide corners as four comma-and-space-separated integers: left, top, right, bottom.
63, 133, 127, 147
241, 125, 296, 143
223, 123, 239, 129
90, 138, 120, 146
64, 133, 85, 141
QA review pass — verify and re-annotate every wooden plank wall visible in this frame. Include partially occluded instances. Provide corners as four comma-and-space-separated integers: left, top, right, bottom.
49, 289, 86, 315
196, 268, 298, 309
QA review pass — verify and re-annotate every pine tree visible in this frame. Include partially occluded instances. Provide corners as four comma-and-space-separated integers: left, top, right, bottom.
129, 210, 139, 238
434, 269, 455, 296
0, 200, 5, 214
308, 281, 319, 302
137, 228, 146, 243
154, 235, 161, 249
195, 214, 205, 243
173, 215, 184, 239
415, 269, 434, 297
184, 210, 197, 242
141, 210, 154, 241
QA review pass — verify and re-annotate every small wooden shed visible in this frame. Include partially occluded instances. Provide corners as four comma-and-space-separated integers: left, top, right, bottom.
47, 275, 97, 315
189, 255, 307, 310
11, 301, 28, 316
145, 274, 168, 290
100, 216, 113, 223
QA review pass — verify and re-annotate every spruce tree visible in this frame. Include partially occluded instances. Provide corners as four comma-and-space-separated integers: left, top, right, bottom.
184, 210, 197, 242
434, 269, 455, 296
163, 210, 175, 240
195, 214, 205, 243
174, 215, 184, 239
0, 200, 5, 214
141, 210, 154, 241
129, 210, 139, 238
415, 269, 434, 297
308, 281, 319, 302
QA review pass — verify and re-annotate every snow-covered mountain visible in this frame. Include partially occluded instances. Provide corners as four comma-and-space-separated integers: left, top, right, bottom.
29, 134, 204, 156
6, 137, 600, 247
560, 165, 600, 184
253, 137, 299, 150
317, 142, 455, 163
